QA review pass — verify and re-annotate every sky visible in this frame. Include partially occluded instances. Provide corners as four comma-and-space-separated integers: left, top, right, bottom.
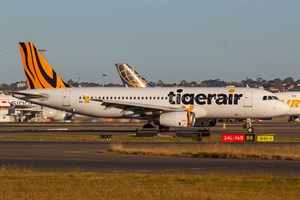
0, 0, 299, 85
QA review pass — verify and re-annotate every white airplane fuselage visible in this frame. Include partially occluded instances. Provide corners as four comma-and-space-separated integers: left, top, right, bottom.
14, 87, 289, 122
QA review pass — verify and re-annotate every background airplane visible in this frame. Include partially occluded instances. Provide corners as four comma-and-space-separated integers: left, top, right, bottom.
0, 93, 74, 122
275, 92, 300, 122
115, 63, 153, 88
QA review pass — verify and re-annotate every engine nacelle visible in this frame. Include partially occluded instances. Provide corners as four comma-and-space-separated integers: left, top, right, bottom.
43, 109, 74, 121
154, 111, 196, 127
43, 109, 58, 119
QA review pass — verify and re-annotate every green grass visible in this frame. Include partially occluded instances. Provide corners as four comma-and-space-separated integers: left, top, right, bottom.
0, 170, 299, 200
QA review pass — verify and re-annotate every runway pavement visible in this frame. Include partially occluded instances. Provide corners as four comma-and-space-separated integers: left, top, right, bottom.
0, 140, 299, 176
0, 122, 299, 176
0, 121, 299, 138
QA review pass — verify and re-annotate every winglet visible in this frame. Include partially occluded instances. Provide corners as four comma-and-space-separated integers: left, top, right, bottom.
115, 63, 153, 88
18, 42, 70, 89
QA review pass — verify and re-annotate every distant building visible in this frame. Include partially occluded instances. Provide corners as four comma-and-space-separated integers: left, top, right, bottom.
269, 87, 280, 92
17, 81, 27, 88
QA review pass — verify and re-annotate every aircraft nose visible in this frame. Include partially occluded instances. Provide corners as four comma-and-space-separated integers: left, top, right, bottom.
274, 101, 290, 116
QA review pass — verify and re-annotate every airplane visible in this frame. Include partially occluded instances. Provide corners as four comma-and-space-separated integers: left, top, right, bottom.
0, 93, 73, 122
275, 92, 300, 122
12, 42, 290, 133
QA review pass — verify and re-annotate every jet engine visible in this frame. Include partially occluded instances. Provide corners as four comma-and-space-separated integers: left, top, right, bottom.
154, 111, 196, 127
43, 109, 74, 121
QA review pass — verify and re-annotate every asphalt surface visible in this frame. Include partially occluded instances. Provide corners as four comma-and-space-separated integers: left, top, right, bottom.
0, 140, 299, 176
0, 121, 299, 138
0, 122, 299, 176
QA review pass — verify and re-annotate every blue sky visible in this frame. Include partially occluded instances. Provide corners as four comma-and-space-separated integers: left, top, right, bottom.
0, 0, 299, 84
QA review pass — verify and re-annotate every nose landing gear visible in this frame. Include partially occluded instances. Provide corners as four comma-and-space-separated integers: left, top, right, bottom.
245, 118, 255, 133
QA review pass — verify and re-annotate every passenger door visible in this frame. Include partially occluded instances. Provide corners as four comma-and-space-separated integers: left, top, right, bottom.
62, 90, 71, 107
243, 91, 252, 107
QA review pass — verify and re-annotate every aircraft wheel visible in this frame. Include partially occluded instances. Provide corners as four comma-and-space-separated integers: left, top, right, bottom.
247, 127, 254, 133
143, 123, 155, 129
159, 125, 170, 132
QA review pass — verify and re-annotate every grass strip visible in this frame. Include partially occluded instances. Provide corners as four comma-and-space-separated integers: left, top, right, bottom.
0, 170, 299, 200
108, 143, 300, 160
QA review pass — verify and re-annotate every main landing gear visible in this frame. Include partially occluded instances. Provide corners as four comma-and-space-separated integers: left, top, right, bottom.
136, 123, 158, 137
142, 124, 170, 132
142, 123, 155, 129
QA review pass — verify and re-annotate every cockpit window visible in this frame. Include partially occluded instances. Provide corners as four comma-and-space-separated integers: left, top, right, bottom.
263, 96, 267, 100
263, 96, 279, 101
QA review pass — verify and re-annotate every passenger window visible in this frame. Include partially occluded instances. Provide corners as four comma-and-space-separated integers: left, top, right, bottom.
268, 96, 273, 100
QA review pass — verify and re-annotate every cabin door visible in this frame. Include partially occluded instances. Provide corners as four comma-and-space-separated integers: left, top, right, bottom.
243, 91, 252, 107
62, 90, 71, 107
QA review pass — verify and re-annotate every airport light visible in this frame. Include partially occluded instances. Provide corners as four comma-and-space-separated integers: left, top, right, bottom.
102, 74, 107, 87
38, 49, 46, 54
78, 77, 81, 87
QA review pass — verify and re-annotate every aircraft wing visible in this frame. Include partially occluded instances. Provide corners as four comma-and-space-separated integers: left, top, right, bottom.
90, 99, 185, 112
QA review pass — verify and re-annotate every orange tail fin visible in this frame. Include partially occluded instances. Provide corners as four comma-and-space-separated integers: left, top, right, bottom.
18, 42, 70, 89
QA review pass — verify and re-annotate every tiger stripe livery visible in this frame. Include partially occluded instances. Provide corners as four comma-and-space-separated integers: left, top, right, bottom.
18, 42, 70, 89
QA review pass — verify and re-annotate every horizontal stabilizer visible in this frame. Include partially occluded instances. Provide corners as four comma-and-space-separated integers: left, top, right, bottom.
11, 91, 47, 99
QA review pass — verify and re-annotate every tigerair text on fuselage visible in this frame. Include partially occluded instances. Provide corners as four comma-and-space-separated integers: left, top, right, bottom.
168, 89, 243, 105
